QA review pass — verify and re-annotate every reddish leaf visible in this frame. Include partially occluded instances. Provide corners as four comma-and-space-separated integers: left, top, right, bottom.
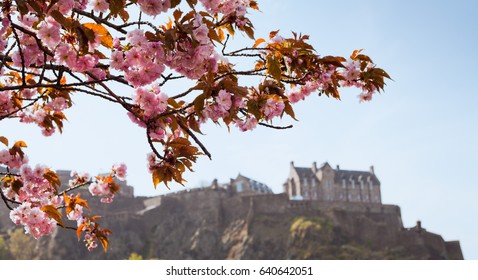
43, 169, 61, 192
253, 38, 266, 48
41, 205, 64, 227
267, 56, 282, 82
152, 169, 164, 189
50, 10, 73, 29
77, 223, 86, 239
83, 23, 113, 49
0, 136, 8, 147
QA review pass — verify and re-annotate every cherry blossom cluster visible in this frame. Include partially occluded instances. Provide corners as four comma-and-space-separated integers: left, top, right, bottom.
6, 164, 62, 239
9, 202, 57, 239
0, 149, 28, 170
199, 0, 253, 26
163, 16, 219, 80
137, 0, 171, 16
111, 30, 166, 88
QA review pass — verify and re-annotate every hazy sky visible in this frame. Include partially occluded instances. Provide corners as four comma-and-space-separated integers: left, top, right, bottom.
1, 1, 477, 259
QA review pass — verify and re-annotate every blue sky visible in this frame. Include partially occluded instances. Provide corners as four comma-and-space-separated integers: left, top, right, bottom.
1, 1, 478, 259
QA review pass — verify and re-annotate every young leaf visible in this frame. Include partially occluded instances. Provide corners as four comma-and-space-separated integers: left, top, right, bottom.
267, 56, 282, 82
41, 205, 64, 227
0, 136, 8, 147
43, 169, 61, 192
253, 38, 266, 48
82, 23, 113, 49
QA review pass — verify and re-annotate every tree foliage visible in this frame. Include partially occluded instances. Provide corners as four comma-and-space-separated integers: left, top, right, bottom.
0, 0, 390, 251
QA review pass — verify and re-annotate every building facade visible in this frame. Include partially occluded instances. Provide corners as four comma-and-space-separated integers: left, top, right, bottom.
284, 162, 381, 203
224, 174, 273, 196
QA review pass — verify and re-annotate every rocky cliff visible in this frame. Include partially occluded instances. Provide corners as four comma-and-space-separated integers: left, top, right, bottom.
0, 187, 463, 260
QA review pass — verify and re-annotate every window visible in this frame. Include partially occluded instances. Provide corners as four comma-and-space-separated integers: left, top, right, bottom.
325, 180, 333, 189
351, 180, 355, 189
342, 179, 346, 189
312, 179, 316, 187
236, 182, 243, 193
348, 193, 352, 201
360, 181, 364, 190
303, 178, 308, 187
369, 181, 373, 190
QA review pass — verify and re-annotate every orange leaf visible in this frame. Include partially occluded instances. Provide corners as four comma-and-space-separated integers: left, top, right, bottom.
97, 234, 109, 252
152, 169, 164, 189
43, 169, 61, 192
14, 140, 27, 148
0, 136, 8, 147
82, 23, 113, 49
253, 38, 266, 48
41, 205, 64, 227
77, 223, 86, 239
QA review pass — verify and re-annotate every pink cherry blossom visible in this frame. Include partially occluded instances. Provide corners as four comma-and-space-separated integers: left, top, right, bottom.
90, 0, 109, 13
36, 19, 61, 50
137, 0, 171, 16
112, 163, 127, 181
262, 98, 285, 120
216, 90, 232, 111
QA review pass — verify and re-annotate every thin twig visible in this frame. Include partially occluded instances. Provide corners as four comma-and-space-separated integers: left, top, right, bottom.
176, 118, 212, 159
146, 127, 165, 160
258, 122, 293, 130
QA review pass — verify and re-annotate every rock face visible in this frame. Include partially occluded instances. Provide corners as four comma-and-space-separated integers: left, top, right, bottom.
0, 187, 463, 260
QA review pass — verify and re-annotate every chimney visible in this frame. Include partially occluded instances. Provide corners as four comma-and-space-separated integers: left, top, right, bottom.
312, 161, 317, 173
370, 165, 375, 174
336, 165, 340, 170
290, 161, 294, 167
212, 178, 218, 189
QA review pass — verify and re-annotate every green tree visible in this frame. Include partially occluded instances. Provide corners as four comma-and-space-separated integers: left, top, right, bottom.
8, 228, 38, 260
0, 235, 11, 259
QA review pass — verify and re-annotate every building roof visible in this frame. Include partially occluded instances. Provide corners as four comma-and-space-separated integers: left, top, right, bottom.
294, 167, 315, 178
291, 163, 380, 185
236, 174, 273, 193
334, 169, 380, 185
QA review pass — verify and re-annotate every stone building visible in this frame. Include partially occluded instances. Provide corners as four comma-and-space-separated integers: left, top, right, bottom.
284, 161, 381, 203
225, 174, 273, 196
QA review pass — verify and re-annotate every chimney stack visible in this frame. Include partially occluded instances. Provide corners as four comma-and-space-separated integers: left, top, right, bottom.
290, 161, 294, 167
312, 161, 317, 173
336, 165, 340, 170
370, 165, 375, 174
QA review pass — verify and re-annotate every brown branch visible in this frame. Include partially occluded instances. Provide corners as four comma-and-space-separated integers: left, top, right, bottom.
73, 8, 127, 34
258, 122, 293, 130
9, 17, 26, 85
58, 180, 93, 197
171, 87, 197, 99
159, 73, 185, 86
0, 190, 14, 210
214, 67, 267, 81
146, 127, 165, 160
176, 118, 212, 160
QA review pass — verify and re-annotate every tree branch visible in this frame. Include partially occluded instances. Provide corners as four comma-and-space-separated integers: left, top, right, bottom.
176, 118, 211, 160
